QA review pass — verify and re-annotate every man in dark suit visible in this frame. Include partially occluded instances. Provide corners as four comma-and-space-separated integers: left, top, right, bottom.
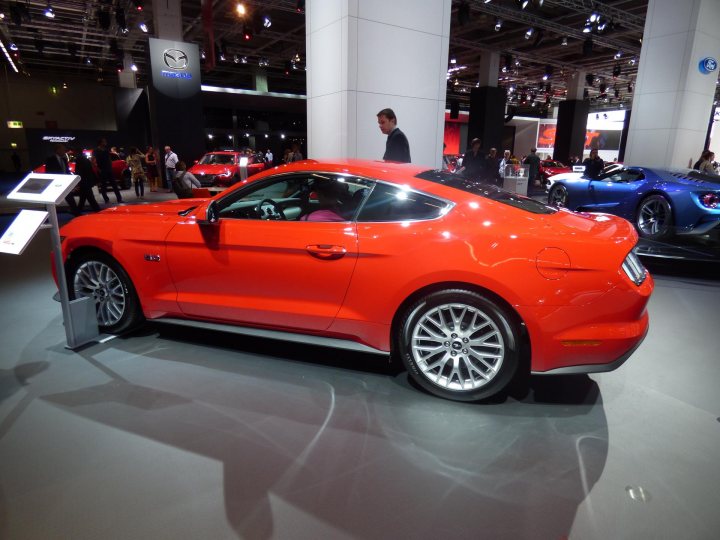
377, 108, 411, 163
44, 143, 80, 215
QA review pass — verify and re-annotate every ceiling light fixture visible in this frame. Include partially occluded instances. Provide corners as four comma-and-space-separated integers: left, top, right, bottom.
583, 20, 593, 33
525, 27, 534, 39
494, 19, 502, 31
589, 11, 599, 23
9, 42, 18, 51
139, 21, 148, 33
44, 4, 55, 19
236, 3, 246, 17
0, 39, 19, 73
561, 36, 568, 46
263, 15, 271, 28
614, 50, 622, 59
130, 63, 138, 72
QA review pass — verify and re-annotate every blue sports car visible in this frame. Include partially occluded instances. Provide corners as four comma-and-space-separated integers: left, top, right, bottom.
547, 166, 720, 239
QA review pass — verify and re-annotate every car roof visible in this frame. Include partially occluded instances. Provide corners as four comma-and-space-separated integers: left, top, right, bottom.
265, 159, 431, 185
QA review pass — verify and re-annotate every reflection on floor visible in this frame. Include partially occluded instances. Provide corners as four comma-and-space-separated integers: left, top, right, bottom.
0, 231, 719, 539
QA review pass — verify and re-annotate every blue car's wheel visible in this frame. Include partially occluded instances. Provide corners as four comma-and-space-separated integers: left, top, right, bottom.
548, 184, 568, 207
636, 194, 673, 239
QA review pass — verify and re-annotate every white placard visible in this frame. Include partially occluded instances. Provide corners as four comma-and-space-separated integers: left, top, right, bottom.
6, 173, 80, 205
572, 165, 586, 172
0, 210, 49, 255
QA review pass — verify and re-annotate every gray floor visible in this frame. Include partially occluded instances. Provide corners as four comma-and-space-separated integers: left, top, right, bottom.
1, 228, 719, 540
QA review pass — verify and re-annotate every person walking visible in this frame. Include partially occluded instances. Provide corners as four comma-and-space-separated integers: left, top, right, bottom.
44, 143, 80, 215
164, 145, 179, 192
126, 147, 147, 199
93, 138, 122, 204
73, 149, 101, 213
377, 108, 411, 163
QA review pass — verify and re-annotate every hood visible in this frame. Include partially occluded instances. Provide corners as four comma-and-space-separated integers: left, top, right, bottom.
101, 199, 205, 215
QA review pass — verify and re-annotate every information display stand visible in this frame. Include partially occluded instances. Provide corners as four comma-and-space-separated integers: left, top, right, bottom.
3, 173, 99, 349
503, 165, 528, 196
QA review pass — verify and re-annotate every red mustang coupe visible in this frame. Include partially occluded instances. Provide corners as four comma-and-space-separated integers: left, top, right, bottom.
55, 160, 653, 402
189, 150, 267, 187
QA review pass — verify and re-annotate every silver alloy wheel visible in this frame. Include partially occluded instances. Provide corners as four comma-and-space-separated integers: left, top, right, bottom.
73, 260, 126, 327
410, 302, 505, 391
549, 184, 568, 207
637, 196, 671, 237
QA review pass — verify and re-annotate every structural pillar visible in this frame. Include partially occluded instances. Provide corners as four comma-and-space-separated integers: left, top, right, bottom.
553, 71, 588, 163
467, 51, 504, 152
624, 0, 720, 168
306, 0, 451, 168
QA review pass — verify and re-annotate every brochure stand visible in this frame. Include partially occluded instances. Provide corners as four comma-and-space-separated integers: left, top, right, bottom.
3, 173, 99, 349
503, 165, 529, 196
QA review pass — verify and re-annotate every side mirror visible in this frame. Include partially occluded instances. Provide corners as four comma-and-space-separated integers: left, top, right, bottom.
198, 200, 219, 225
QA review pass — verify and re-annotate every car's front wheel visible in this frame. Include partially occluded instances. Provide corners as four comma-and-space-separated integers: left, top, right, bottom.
548, 184, 569, 207
66, 251, 143, 334
636, 194, 673, 239
397, 289, 520, 402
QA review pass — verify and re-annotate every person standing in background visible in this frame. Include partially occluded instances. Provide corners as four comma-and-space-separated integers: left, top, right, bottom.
145, 146, 160, 192
377, 108, 411, 163
73, 148, 101, 213
164, 145, 179, 191
523, 147, 541, 191
45, 143, 80, 215
582, 148, 604, 179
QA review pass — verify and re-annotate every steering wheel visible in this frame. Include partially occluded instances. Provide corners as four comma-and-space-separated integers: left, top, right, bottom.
255, 199, 286, 220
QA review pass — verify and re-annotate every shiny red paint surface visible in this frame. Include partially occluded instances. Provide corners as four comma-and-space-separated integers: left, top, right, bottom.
57, 159, 653, 373
189, 151, 266, 187
539, 159, 571, 181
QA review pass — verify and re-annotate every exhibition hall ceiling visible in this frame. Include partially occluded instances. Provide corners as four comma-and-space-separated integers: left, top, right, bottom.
1, 0, 714, 116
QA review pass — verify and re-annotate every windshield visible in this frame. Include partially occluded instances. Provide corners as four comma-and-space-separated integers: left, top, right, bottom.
415, 170, 557, 214
199, 154, 236, 165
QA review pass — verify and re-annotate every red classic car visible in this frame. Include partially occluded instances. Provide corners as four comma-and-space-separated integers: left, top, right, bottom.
189, 151, 267, 187
55, 160, 653, 402
538, 159, 572, 183
34, 150, 131, 188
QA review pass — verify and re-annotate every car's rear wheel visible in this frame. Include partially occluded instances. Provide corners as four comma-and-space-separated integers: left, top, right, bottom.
636, 194, 673, 239
397, 289, 520, 402
67, 251, 143, 334
548, 184, 568, 207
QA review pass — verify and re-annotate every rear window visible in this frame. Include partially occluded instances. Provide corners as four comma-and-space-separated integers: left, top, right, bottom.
415, 170, 557, 214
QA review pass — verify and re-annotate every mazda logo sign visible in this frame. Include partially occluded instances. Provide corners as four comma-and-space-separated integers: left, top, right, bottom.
163, 49, 188, 70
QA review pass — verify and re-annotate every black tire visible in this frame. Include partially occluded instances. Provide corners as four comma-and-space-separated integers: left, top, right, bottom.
636, 194, 673, 239
120, 169, 132, 190
548, 183, 568, 207
396, 289, 520, 402
66, 251, 143, 334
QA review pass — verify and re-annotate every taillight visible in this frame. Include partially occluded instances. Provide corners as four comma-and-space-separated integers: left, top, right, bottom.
699, 193, 720, 208
622, 249, 647, 286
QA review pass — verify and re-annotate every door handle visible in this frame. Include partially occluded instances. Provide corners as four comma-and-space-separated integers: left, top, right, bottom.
306, 244, 347, 260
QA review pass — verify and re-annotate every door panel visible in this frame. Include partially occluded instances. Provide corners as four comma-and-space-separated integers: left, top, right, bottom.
165, 218, 358, 331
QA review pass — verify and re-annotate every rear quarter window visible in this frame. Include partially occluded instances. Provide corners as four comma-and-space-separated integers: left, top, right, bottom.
357, 182, 450, 222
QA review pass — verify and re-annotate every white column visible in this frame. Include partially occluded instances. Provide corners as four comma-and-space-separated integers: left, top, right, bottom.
624, 0, 720, 168
306, 0, 451, 168
118, 52, 137, 88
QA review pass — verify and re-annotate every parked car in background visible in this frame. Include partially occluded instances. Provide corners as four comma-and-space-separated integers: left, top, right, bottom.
538, 159, 571, 184
547, 166, 720, 239
189, 151, 267, 187
34, 149, 131, 189
56, 159, 652, 402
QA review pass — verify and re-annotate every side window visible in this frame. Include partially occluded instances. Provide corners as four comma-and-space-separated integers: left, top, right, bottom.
357, 183, 448, 222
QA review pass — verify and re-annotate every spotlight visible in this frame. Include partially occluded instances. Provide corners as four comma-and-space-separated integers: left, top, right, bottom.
44, 4, 55, 19
296, 0, 305, 13
543, 65, 553, 80
590, 11, 599, 23
494, 19, 502, 31
219, 52, 226, 62
561, 36, 568, 46
132, 1, 143, 11
200, 49, 206, 60
294, 52, 301, 63
241, 56, 248, 63
243, 25, 252, 40
525, 28, 534, 40
517, 0, 530, 9
597, 18, 607, 32
236, 3, 246, 17
139, 21, 148, 33
583, 20, 593, 33
130, 63, 138, 72
84, 56, 92, 65
62, 82, 68, 89
262, 15, 272, 28
629, 56, 637, 65
233, 54, 239, 63
614, 50, 622, 59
